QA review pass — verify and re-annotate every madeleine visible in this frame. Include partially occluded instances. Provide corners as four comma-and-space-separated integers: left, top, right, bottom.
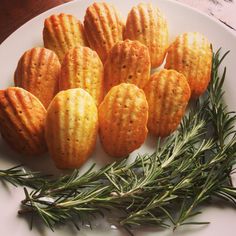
0, 87, 47, 155
104, 39, 150, 93
99, 83, 148, 158
84, 2, 124, 63
14, 47, 60, 108
43, 13, 88, 62
124, 3, 169, 68
165, 32, 212, 98
45, 88, 98, 169
144, 69, 190, 137
60, 46, 104, 106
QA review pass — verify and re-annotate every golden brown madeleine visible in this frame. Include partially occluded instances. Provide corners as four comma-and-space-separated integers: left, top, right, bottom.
104, 39, 150, 93
45, 88, 98, 169
124, 3, 168, 68
84, 2, 124, 63
60, 46, 104, 106
165, 32, 212, 98
99, 83, 148, 158
43, 13, 88, 62
144, 69, 190, 137
14, 47, 60, 108
0, 87, 47, 155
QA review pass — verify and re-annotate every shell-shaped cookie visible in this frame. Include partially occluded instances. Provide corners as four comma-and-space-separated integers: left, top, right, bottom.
60, 46, 104, 106
165, 32, 212, 98
45, 88, 98, 169
43, 13, 88, 62
14, 47, 60, 108
104, 39, 150, 93
0, 87, 47, 155
84, 2, 124, 63
144, 69, 190, 137
124, 3, 169, 68
99, 83, 148, 158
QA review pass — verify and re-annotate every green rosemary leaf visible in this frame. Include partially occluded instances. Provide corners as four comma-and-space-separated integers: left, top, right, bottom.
180, 221, 210, 226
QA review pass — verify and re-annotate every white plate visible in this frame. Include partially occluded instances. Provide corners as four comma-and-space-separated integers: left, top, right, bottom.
0, 0, 236, 235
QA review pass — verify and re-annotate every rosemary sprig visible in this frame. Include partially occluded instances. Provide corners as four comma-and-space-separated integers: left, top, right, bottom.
0, 165, 47, 188
19, 49, 236, 233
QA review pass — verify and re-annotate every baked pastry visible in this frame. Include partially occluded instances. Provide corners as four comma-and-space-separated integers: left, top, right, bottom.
14, 47, 60, 108
45, 88, 98, 169
84, 2, 124, 63
104, 39, 150, 93
60, 46, 104, 106
144, 69, 190, 137
0, 87, 47, 155
99, 83, 148, 158
43, 13, 88, 62
165, 32, 212, 98
124, 3, 169, 68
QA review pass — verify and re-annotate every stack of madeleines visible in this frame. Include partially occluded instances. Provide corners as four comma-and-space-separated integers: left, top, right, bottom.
0, 2, 212, 169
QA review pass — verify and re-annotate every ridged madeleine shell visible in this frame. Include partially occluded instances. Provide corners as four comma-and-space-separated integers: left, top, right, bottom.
14, 47, 60, 108
104, 39, 150, 93
165, 32, 212, 98
124, 3, 169, 68
84, 2, 124, 63
60, 46, 104, 106
99, 83, 148, 158
45, 88, 98, 169
0, 87, 47, 155
144, 69, 190, 137
43, 13, 88, 62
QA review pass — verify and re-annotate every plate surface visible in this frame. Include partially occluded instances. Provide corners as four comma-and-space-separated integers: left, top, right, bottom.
0, 0, 236, 235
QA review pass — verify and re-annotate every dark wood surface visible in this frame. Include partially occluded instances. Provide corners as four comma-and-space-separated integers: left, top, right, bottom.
0, 0, 72, 43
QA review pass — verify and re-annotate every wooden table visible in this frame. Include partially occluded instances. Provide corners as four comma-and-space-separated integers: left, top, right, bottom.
0, 0, 72, 43
0, 0, 235, 44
